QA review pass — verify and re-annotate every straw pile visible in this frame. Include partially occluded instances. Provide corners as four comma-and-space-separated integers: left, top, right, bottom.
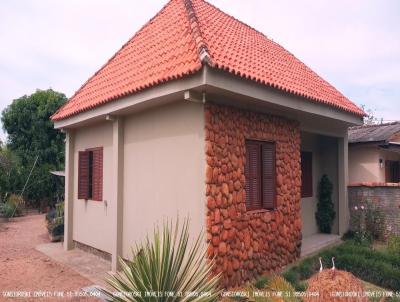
305, 269, 368, 302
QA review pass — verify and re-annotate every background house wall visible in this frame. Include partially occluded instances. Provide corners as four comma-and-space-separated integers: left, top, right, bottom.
349, 145, 381, 183
349, 144, 400, 183
122, 101, 206, 258
378, 149, 400, 182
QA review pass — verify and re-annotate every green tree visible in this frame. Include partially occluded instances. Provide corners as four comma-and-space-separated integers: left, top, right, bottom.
1, 89, 66, 206
360, 104, 383, 125
0, 146, 21, 202
315, 175, 336, 233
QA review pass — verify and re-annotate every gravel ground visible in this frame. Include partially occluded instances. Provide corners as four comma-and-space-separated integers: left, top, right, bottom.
0, 214, 100, 302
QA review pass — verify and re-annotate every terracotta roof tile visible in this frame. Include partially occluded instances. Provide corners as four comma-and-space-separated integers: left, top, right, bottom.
52, 0, 364, 121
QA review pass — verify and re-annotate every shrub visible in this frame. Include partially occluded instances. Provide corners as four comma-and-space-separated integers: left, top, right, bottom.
297, 257, 317, 279
99, 218, 221, 302
295, 281, 307, 292
267, 275, 298, 302
0, 194, 23, 218
52, 224, 64, 237
254, 275, 269, 289
46, 208, 57, 222
282, 270, 297, 286
350, 200, 387, 241
0, 202, 15, 218
46, 202, 64, 239
315, 175, 335, 233
342, 230, 355, 241
387, 235, 400, 254
352, 230, 373, 247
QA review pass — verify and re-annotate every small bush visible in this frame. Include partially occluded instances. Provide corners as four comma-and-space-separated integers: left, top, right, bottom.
315, 175, 335, 233
7, 194, 23, 216
52, 224, 64, 236
0, 195, 23, 218
254, 275, 269, 289
388, 235, 400, 254
46, 208, 56, 222
295, 281, 308, 292
342, 230, 355, 241
46, 202, 64, 240
282, 270, 297, 286
100, 218, 221, 302
297, 257, 317, 279
352, 230, 373, 246
0, 202, 15, 218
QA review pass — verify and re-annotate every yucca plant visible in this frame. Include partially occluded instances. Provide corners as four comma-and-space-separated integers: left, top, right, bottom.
100, 218, 221, 302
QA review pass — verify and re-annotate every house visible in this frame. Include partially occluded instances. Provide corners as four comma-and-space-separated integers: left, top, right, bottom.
349, 122, 400, 184
51, 0, 364, 287
348, 122, 400, 238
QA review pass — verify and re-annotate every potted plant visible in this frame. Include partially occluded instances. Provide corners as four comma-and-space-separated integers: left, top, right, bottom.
46, 202, 64, 242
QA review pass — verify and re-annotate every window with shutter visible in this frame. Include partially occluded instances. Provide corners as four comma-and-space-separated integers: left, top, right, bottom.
92, 148, 103, 201
245, 140, 276, 211
301, 152, 313, 198
78, 151, 90, 199
386, 160, 400, 183
77, 147, 103, 201
262, 143, 275, 209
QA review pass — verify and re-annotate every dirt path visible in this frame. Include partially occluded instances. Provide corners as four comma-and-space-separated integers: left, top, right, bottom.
0, 215, 99, 302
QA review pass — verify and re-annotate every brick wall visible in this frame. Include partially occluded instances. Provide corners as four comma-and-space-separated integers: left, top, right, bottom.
348, 185, 400, 237
204, 103, 302, 288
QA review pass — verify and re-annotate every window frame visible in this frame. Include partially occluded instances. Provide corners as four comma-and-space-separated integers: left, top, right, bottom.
78, 147, 103, 201
244, 140, 276, 211
386, 160, 400, 183
301, 151, 313, 198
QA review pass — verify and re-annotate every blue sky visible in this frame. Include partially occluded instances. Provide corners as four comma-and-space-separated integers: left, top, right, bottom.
0, 0, 399, 141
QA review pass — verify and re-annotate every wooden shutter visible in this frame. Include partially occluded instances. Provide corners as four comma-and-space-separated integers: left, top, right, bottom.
301, 152, 313, 197
78, 151, 90, 199
385, 160, 392, 182
245, 142, 262, 210
391, 161, 400, 183
92, 148, 103, 201
262, 143, 275, 209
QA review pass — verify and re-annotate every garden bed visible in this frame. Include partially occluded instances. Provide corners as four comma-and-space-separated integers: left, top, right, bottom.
283, 240, 400, 291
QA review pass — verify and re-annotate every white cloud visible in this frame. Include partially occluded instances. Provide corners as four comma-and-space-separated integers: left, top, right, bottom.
1, 0, 399, 141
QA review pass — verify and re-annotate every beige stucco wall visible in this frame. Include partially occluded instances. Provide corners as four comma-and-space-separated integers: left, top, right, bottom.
349, 145, 381, 183
122, 101, 206, 258
73, 122, 114, 253
300, 132, 339, 237
71, 100, 205, 256
300, 133, 321, 237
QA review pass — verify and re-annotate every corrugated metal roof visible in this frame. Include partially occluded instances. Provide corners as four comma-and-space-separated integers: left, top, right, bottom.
348, 122, 400, 144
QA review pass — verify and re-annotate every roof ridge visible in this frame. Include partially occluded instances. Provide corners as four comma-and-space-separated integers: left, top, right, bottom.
182, 0, 212, 66
350, 121, 400, 130
189, 0, 365, 117
51, 0, 176, 120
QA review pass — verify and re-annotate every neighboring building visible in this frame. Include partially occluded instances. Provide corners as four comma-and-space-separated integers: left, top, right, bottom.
348, 122, 400, 238
349, 122, 400, 184
52, 0, 364, 287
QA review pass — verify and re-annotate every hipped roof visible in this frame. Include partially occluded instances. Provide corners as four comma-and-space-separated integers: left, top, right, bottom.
52, 0, 364, 121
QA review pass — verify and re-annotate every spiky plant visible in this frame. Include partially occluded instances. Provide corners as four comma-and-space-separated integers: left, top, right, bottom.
99, 218, 221, 302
